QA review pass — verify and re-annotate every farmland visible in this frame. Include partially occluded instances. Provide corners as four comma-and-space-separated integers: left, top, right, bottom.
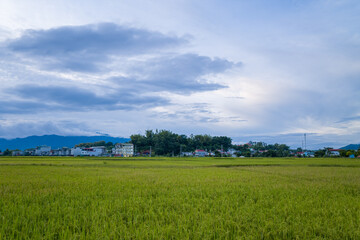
1, 157, 360, 239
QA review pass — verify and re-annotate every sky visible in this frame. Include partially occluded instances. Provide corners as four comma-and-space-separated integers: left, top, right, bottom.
0, 0, 359, 149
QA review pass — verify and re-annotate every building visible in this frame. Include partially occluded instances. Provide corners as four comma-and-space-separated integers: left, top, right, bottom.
227, 148, 237, 157
194, 149, 208, 157
50, 147, 72, 156
328, 149, 341, 156
72, 146, 106, 157
181, 152, 193, 157
113, 143, 134, 157
24, 149, 36, 156
35, 145, 51, 156
12, 150, 24, 156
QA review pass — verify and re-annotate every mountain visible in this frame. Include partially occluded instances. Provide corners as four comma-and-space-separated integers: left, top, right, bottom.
340, 144, 360, 150
0, 135, 130, 151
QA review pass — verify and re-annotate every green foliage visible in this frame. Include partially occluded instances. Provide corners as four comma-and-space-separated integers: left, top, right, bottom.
233, 142, 291, 157
0, 157, 360, 239
130, 130, 232, 155
2, 149, 12, 156
75, 141, 115, 151
314, 149, 326, 157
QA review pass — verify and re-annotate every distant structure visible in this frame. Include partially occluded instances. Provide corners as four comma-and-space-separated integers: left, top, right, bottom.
194, 149, 208, 157
35, 145, 51, 156
72, 146, 107, 157
113, 143, 134, 157
327, 149, 341, 157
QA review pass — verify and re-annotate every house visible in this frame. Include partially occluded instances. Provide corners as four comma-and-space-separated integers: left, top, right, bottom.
113, 143, 134, 157
60, 147, 71, 156
181, 152, 193, 157
51, 147, 71, 156
50, 149, 61, 156
24, 149, 36, 156
35, 145, 51, 156
194, 149, 208, 157
12, 150, 24, 156
304, 151, 315, 157
328, 149, 341, 156
72, 147, 82, 156
227, 148, 237, 157
72, 146, 106, 157
142, 150, 151, 156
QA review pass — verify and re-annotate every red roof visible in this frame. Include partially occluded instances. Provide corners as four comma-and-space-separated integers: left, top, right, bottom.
195, 149, 206, 152
329, 149, 342, 151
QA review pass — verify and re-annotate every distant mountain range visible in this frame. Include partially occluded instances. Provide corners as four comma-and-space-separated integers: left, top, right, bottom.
0, 135, 130, 151
340, 144, 360, 150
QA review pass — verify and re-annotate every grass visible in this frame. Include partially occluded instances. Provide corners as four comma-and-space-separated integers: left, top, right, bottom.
1, 157, 360, 239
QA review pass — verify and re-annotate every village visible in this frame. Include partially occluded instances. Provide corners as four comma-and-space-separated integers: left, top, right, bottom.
0, 142, 354, 158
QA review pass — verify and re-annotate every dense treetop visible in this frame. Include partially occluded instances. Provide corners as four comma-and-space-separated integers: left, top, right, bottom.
130, 130, 232, 156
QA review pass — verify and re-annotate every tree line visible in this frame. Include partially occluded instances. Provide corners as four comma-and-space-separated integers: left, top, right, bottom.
130, 130, 232, 156
232, 141, 291, 157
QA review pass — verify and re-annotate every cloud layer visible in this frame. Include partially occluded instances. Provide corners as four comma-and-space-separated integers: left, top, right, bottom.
7, 23, 187, 72
0, 23, 237, 117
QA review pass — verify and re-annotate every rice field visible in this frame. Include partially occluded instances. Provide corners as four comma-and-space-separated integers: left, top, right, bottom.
1, 157, 360, 239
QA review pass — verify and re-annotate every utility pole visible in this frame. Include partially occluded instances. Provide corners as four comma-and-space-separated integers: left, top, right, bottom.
304, 133, 307, 153
150, 146, 152, 157
221, 145, 223, 157
302, 140, 304, 151
179, 145, 182, 157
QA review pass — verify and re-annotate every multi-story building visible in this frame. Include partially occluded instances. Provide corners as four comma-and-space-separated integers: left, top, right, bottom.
72, 146, 106, 157
113, 143, 134, 157
35, 145, 51, 156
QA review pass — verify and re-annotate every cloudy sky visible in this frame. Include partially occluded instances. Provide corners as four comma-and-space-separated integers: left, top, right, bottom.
0, 0, 359, 148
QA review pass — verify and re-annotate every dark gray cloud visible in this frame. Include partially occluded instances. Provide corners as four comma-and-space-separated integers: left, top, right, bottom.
0, 100, 54, 114
1, 84, 168, 113
6, 23, 187, 72
0, 23, 240, 116
112, 53, 237, 94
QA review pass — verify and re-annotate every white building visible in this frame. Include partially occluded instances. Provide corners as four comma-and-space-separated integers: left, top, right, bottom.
181, 152, 193, 157
194, 149, 208, 157
328, 149, 341, 156
35, 145, 51, 156
50, 147, 71, 156
113, 143, 134, 157
72, 146, 106, 157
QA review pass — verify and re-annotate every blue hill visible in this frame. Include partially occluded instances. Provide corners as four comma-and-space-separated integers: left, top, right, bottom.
0, 135, 130, 151
340, 144, 360, 150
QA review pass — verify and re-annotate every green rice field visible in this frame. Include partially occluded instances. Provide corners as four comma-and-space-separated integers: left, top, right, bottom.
1, 157, 360, 239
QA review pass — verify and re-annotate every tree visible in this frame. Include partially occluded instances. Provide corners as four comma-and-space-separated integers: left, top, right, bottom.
3, 149, 12, 156
130, 130, 234, 156
314, 149, 326, 157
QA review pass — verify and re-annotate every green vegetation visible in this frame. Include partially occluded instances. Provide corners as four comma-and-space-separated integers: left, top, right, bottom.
1, 157, 360, 239
232, 142, 291, 157
75, 140, 115, 151
130, 129, 232, 155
